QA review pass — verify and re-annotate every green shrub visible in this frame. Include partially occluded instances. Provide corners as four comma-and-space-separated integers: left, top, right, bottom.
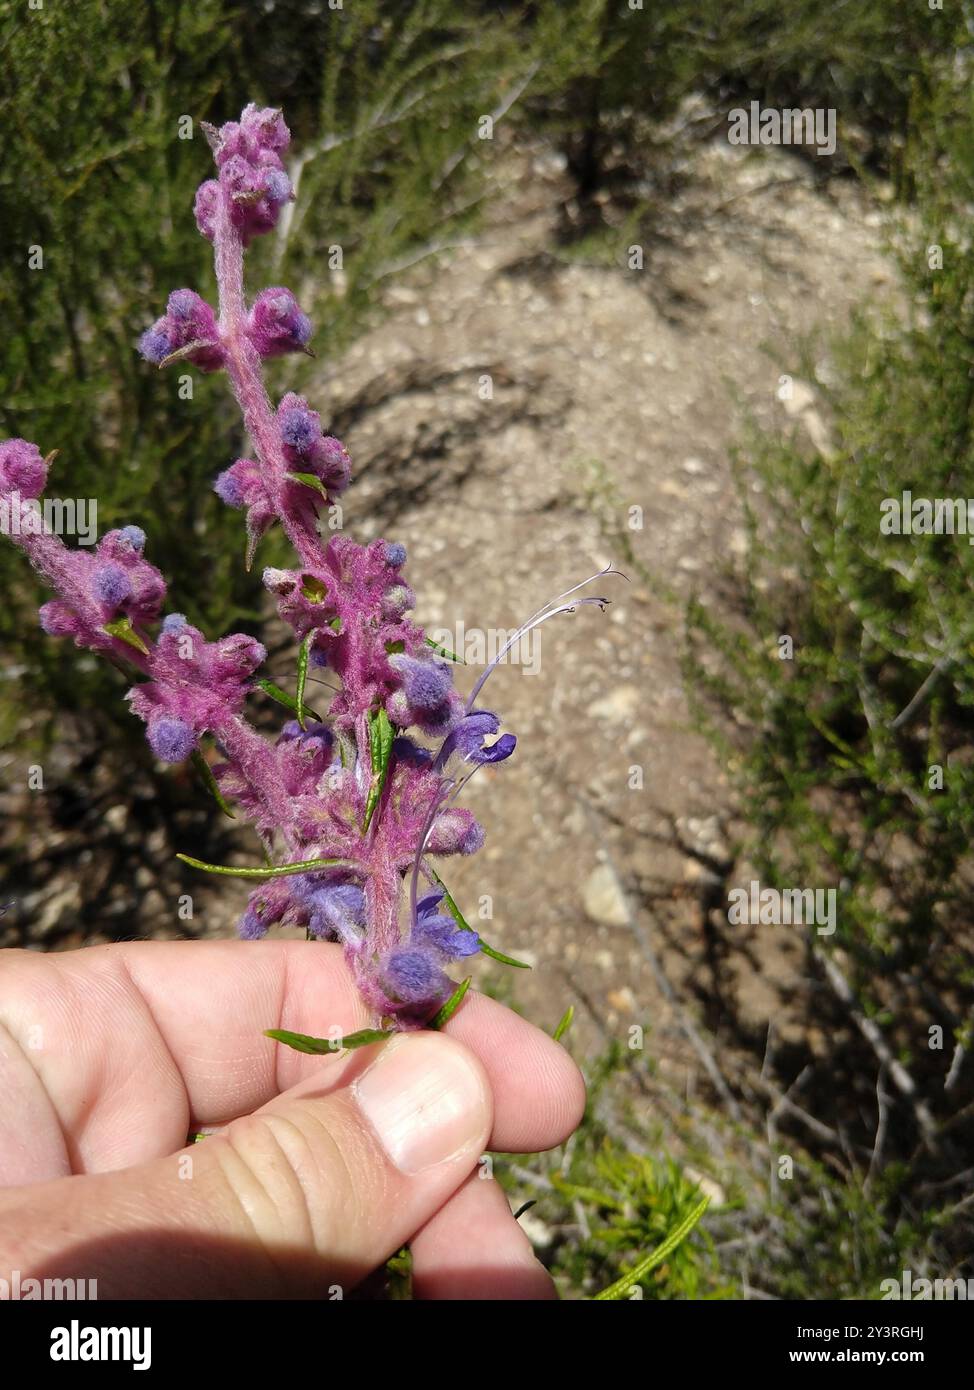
682, 38, 974, 1278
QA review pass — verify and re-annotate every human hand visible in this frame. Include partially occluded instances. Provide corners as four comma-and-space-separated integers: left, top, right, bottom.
0, 939, 584, 1299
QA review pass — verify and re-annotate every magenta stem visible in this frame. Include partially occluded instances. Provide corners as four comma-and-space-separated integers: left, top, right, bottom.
212, 195, 323, 571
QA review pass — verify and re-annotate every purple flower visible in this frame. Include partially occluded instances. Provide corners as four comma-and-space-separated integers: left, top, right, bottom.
379, 948, 451, 1007
138, 330, 172, 365
439, 709, 516, 766
0, 438, 48, 499
119, 525, 146, 552
307, 884, 366, 945
247, 288, 312, 359
413, 891, 481, 959
194, 180, 220, 241
393, 654, 452, 713
147, 716, 197, 764
139, 290, 224, 372
93, 563, 132, 609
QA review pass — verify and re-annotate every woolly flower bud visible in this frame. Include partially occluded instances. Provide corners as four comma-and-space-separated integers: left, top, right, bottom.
93, 563, 132, 609
379, 947, 450, 1007
213, 458, 265, 510
119, 525, 146, 551
213, 469, 245, 509
264, 169, 292, 205
306, 883, 366, 946
247, 288, 312, 358
278, 393, 321, 459
384, 541, 407, 569
39, 600, 78, 638
138, 330, 171, 365
239, 103, 290, 154
427, 807, 486, 856
385, 689, 413, 727
147, 716, 196, 764
161, 613, 187, 634
317, 436, 351, 495
194, 179, 220, 240
391, 654, 452, 713
0, 438, 48, 499
139, 290, 223, 372
238, 907, 268, 941
381, 583, 415, 620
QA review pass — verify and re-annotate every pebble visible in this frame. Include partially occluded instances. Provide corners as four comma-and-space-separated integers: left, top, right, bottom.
588, 684, 640, 723
583, 864, 630, 927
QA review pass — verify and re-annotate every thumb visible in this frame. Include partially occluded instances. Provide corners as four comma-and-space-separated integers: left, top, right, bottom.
0, 1032, 492, 1298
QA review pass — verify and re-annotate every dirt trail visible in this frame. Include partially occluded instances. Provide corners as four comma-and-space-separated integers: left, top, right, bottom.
309, 138, 894, 1064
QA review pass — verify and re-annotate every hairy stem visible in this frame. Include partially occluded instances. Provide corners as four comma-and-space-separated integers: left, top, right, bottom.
212, 197, 323, 570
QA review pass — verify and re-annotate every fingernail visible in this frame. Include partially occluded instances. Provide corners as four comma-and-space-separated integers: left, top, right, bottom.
353, 1033, 489, 1175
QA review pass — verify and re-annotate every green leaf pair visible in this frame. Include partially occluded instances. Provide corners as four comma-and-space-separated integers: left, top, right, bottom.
263, 976, 472, 1057
363, 705, 395, 832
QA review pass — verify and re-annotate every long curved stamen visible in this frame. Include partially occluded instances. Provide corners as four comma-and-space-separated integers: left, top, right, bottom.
465, 595, 611, 713
517, 563, 626, 634
408, 777, 455, 929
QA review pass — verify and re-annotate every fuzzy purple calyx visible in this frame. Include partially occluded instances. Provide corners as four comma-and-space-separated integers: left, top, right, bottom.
380, 948, 451, 1007
0, 438, 48, 499
147, 716, 197, 764
93, 563, 132, 609
392, 654, 452, 713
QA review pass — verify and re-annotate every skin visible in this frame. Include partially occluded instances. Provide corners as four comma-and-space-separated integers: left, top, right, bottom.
0, 939, 585, 1300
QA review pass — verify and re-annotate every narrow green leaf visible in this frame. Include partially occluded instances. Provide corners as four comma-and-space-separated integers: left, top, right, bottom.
264, 1026, 392, 1055
425, 635, 464, 663
102, 616, 149, 655
428, 976, 472, 1030
285, 470, 329, 501
594, 1195, 710, 1301
190, 749, 235, 819
296, 632, 314, 730
479, 941, 533, 968
177, 853, 345, 881
363, 705, 395, 832
553, 1005, 575, 1043
255, 677, 322, 725
429, 868, 531, 969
